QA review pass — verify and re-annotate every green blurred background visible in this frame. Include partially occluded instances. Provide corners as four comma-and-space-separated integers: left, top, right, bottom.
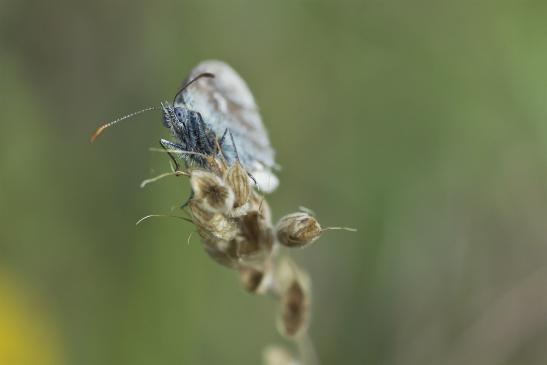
1, 0, 547, 364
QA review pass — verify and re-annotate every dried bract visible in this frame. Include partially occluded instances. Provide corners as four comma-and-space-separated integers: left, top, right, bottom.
249, 190, 272, 224
189, 201, 237, 241
276, 213, 322, 248
234, 211, 274, 263
239, 265, 273, 294
275, 259, 311, 339
202, 243, 238, 268
225, 161, 251, 209
190, 170, 234, 213
279, 280, 309, 338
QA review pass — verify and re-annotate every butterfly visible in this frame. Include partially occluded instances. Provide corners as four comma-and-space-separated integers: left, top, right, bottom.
92, 60, 279, 192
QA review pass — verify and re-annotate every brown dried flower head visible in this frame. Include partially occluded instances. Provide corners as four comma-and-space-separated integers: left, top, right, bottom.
188, 201, 237, 240
233, 211, 274, 263
276, 212, 322, 248
276, 259, 311, 339
190, 170, 234, 213
280, 280, 309, 338
187, 164, 277, 270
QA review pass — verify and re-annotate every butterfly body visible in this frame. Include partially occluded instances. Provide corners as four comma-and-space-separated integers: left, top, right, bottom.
91, 60, 279, 192
161, 60, 278, 192
160, 102, 218, 167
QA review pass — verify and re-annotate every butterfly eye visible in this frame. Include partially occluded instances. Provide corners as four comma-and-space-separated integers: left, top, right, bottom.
175, 107, 185, 121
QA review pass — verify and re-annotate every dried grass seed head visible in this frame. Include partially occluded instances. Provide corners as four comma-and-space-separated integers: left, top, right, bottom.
249, 190, 272, 224
235, 211, 274, 257
189, 201, 238, 241
190, 169, 234, 213
276, 212, 322, 248
278, 280, 309, 338
275, 259, 311, 339
225, 161, 251, 209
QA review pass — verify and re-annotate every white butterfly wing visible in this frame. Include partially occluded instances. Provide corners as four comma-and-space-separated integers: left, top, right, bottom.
175, 60, 278, 192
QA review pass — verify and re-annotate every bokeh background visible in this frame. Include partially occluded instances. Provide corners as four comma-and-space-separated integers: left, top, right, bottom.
1, 0, 547, 364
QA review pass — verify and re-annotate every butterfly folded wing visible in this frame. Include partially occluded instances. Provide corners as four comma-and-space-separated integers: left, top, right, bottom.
176, 60, 278, 192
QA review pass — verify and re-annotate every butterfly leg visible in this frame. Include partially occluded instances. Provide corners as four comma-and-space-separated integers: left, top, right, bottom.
227, 130, 240, 162
159, 139, 184, 172
224, 130, 256, 186
217, 128, 240, 164
194, 112, 217, 154
218, 128, 229, 148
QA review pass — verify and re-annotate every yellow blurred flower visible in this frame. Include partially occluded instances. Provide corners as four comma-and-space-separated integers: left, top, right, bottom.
0, 270, 63, 365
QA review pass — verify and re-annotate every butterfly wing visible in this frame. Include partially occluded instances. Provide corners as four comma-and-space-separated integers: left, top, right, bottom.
175, 60, 278, 192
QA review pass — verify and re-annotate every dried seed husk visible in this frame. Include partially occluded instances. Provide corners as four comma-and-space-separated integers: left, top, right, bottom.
278, 279, 309, 338
188, 200, 214, 228
234, 211, 274, 264
239, 264, 273, 294
190, 169, 234, 213
249, 190, 272, 225
275, 259, 311, 338
197, 227, 241, 268
225, 161, 251, 209
189, 201, 238, 241
276, 213, 322, 248
202, 244, 239, 269
239, 266, 264, 292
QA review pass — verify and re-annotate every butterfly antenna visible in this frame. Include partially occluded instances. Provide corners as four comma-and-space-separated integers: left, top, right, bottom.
90, 106, 159, 143
173, 72, 215, 104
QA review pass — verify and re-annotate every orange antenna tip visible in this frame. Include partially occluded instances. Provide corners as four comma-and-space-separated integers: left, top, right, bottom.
89, 106, 159, 144
90, 124, 107, 143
